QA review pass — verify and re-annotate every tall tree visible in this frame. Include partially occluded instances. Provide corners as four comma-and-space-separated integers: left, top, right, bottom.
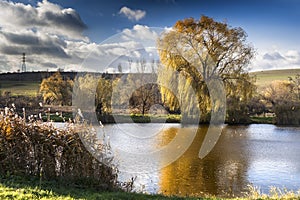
73, 74, 113, 115
96, 76, 114, 115
113, 59, 160, 115
157, 16, 255, 123
40, 72, 73, 106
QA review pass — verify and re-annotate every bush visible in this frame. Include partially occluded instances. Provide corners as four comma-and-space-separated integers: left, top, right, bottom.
274, 102, 300, 125
0, 108, 120, 191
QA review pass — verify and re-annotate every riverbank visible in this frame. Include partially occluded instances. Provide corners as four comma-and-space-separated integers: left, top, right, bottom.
47, 112, 275, 125
1, 175, 300, 200
0, 175, 211, 200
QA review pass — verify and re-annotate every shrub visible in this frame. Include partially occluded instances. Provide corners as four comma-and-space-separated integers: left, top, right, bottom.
0, 108, 119, 190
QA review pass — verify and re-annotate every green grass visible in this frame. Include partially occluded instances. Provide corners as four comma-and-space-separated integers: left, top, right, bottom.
250, 116, 274, 124
0, 81, 40, 97
41, 112, 73, 122
2, 175, 300, 200
130, 114, 181, 123
250, 68, 300, 90
0, 175, 208, 200
97, 114, 181, 124
1, 69, 300, 97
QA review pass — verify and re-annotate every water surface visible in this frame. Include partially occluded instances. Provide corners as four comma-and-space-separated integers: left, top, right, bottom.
101, 124, 300, 197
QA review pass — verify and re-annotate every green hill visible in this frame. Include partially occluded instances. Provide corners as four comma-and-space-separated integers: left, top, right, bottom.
250, 68, 300, 90
1, 69, 300, 97
0, 81, 40, 96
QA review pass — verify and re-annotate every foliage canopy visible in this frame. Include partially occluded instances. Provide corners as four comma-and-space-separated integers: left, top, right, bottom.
157, 15, 255, 123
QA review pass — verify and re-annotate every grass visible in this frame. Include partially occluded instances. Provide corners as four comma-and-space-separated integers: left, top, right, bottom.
0, 81, 40, 96
129, 114, 181, 123
250, 116, 274, 124
1, 69, 300, 97
96, 114, 182, 124
250, 68, 300, 90
1, 175, 300, 200
0, 175, 207, 200
41, 112, 73, 122
0, 69, 299, 99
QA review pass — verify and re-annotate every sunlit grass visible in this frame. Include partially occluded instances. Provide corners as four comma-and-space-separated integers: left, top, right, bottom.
246, 184, 300, 200
1, 175, 300, 200
0, 81, 40, 96
251, 68, 300, 91
250, 116, 274, 124
0, 175, 207, 200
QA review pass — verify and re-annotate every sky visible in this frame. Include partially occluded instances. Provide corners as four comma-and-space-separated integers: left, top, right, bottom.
0, 0, 300, 72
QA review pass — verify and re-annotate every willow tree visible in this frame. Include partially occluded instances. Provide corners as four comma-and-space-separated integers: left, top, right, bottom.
40, 72, 73, 106
157, 16, 255, 123
73, 74, 114, 115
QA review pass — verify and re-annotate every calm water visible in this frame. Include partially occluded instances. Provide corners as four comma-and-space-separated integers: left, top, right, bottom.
99, 124, 300, 197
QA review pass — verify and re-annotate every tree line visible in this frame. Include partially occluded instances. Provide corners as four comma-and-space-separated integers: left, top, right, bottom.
39, 16, 300, 125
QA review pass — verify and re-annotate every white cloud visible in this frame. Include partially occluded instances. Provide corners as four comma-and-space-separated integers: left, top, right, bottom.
0, 0, 161, 74
79, 26, 167, 72
0, 0, 90, 72
251, 49, 300, 71
122, 25, 158, 41
0, 0, 87, 40
119, 6, 146, 22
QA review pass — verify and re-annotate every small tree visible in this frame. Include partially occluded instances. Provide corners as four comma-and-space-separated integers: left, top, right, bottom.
263, 80, 300, 125
113, 59, 161, 115
40, 72, 73, 106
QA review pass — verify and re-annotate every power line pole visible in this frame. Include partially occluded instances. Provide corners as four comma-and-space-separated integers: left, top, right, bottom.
21, 53, 26, 72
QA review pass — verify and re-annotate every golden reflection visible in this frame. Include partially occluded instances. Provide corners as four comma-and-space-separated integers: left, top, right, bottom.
158, 126, 250, 197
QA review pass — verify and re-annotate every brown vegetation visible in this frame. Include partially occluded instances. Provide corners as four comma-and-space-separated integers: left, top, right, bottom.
0, 108, 120, 190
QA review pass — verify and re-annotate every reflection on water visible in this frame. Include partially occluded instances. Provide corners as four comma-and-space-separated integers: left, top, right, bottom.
102, 124, 300, 197
159, 125, 249, 197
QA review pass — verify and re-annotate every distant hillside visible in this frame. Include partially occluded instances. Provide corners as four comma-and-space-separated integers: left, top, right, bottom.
0, 71, 78, 82
250, 68, 300, 89
0, 71, 130, 82
1, 69, 300, 96
0, 71, 144, 96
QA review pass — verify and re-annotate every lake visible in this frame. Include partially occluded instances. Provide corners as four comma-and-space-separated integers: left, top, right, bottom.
89, 123, 300, 197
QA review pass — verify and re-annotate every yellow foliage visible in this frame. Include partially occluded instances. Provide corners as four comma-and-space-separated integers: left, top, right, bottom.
157, 16, 255, 122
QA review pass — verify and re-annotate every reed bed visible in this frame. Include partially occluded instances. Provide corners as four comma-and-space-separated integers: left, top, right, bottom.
0, 106, 125, 191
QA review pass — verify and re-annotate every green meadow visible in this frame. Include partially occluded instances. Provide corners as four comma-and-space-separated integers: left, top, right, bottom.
2, 69, 300, 97
251, 68, 300, 90
0, 81, 40, 97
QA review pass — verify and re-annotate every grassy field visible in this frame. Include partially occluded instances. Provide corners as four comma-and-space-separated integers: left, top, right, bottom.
0, 81, 40, 96
0, 175, 208, 200
1, 175, 300, 200
1, 69, 300, 97
250, 68, 300, 90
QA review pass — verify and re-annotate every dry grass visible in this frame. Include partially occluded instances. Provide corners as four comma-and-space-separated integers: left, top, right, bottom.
250, 69, 300, 91
0, 106, 123, 191
246, 185, 300, 199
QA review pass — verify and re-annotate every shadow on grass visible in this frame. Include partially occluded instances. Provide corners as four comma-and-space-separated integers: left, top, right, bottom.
0, 174, 199, 200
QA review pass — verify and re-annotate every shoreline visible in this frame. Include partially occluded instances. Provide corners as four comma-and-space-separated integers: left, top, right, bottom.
47, 113, 276, 125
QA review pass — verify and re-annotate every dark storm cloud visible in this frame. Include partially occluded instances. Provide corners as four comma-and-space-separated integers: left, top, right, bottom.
43, 9, 87, 32
0, 0, 87, 39
1, 31, 40, 45
0, 28, 69, 58
0, 44, 69, 58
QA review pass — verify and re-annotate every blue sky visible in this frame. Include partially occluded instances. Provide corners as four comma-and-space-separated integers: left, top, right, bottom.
22, 0, 300, 49
0, 0, 300, 72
